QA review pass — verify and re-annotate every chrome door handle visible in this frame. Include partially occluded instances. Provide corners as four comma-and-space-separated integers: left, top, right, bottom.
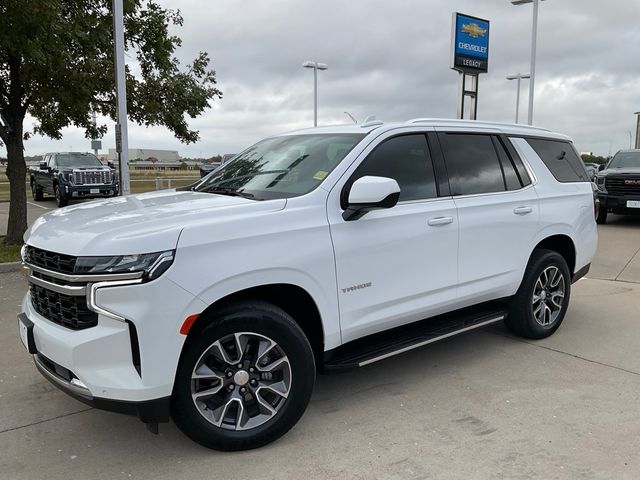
428, 216, 454, 226
513, 206, 533, 215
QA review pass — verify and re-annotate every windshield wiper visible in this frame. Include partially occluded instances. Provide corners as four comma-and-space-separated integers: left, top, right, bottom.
201, 187, 257, 200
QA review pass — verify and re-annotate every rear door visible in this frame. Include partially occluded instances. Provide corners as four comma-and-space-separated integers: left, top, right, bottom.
327, 129, 459, 342
437, 131, 539, 304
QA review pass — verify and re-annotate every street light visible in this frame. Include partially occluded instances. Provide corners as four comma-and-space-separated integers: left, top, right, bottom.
302, 61, 328, 127
511, 0, 545, 126
506, 73, 530, 124
634, 112, 640, 149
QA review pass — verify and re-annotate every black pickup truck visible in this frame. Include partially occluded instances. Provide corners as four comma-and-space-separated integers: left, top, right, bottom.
595, 149, 640, 223
30, 152, 119, 207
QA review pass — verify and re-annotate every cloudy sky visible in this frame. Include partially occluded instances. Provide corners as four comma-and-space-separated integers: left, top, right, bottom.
18, 0, 640, 158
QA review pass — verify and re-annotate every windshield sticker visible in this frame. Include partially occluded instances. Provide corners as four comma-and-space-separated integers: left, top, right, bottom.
313, 170, 328, 180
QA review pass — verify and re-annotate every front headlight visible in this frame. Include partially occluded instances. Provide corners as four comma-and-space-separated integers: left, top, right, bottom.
74, 250, 174, 281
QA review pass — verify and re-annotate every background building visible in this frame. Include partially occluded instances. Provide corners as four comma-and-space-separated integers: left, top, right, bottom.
107, 148, 180, 162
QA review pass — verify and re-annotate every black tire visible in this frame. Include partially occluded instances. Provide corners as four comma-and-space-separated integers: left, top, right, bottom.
172, 300, 316, 451
31, 181, 44, 201
596, 206, 607, 224
505, 248, 571, 339
54, 184, 68, 207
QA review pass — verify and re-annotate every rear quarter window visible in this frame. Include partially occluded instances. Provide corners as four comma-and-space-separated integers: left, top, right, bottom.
525, 138, 589, 182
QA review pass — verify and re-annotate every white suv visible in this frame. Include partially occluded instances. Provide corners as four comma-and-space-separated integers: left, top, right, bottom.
18, 119, 597, 450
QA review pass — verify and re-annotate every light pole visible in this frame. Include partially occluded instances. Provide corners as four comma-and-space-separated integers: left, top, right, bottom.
628, 130, 633, 149
634, 112, 640, 149
112, 0, 130, 194
511, 0, 545, 126
506, 73, 530, 124
302, 61, 328, 127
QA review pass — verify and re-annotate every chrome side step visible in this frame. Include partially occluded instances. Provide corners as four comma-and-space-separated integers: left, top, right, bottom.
358, 314, 504, 367
323, 304, 507, 372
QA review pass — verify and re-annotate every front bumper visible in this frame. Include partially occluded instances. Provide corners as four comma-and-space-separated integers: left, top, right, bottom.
598, 192, 640, 213
33, 350, 170, 423
62, 183, 118, 198
20, 274, 207, 423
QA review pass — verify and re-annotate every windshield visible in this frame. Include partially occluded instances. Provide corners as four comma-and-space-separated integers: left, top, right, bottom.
56, 153, 103, 167
608, 152, 640, 169
193, 134, 365, 200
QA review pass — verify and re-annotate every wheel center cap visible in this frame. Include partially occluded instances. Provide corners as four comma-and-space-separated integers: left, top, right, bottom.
233, 370, 250, 386
540, 291, 547, 301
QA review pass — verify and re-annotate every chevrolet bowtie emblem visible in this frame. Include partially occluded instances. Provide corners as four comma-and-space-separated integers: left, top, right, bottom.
461, 23, 487, 38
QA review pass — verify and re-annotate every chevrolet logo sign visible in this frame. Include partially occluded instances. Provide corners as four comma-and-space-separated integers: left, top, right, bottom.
461, 23, 487, 38
624, 179, 640, 185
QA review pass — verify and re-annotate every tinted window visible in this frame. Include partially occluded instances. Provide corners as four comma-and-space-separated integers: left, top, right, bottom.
350, 134, 437, 202
494, 137, 522, 190
526, 138, 589, 182
440, 134, 505, 195
608, 151, 640, 169
195, 134, 365, 200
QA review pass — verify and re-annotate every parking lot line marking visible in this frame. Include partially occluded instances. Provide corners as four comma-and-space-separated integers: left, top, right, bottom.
27, 202, 51, 210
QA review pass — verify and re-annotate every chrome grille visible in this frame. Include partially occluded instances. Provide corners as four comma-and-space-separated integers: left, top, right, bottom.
25, 246, 76, 274
29, 283, 97, 330
605, 176, 640, 196
72, 170, 112, 185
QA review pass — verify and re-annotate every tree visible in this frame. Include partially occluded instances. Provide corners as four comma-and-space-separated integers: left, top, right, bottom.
580, 154, 609, 165
0, 0, 222, 244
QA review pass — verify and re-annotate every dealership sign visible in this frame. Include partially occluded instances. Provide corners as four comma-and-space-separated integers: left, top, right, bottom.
451, 13, 490, 74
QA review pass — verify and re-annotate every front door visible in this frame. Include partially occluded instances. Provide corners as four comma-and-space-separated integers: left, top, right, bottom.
327, 131, 459, 343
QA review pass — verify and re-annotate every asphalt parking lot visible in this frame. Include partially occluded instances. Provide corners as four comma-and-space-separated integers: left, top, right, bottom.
1, 210, 639, 479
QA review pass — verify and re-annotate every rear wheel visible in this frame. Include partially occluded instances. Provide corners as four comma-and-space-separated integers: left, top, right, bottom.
31, 181, 44, 201
172, 301, 315, 451
505, 249, 571, 339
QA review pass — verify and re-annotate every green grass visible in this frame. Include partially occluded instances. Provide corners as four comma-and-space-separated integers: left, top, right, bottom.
0, 237, 22, 263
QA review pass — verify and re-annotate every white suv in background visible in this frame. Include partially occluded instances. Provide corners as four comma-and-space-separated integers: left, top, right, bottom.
18, 118, 597, 450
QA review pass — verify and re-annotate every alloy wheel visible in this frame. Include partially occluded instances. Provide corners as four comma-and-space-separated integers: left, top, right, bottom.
531, 266, 566, 327
190, 332, 291, 431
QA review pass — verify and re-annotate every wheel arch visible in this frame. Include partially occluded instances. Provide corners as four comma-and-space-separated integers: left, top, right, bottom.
532, 234, 576, 275
185, 283, 325, 366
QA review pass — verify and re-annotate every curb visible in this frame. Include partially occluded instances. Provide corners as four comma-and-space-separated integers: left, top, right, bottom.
0, 261, 23, 273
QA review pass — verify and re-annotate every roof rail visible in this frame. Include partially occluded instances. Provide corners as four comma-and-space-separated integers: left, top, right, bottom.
406, 117, 552, 132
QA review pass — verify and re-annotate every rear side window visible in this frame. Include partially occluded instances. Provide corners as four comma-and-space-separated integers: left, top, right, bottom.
440, 133, 505, 195
526, 138, 589, 182
349, 134, 437, 202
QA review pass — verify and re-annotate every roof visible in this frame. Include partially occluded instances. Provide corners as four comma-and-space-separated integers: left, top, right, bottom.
279, 118, 571, 141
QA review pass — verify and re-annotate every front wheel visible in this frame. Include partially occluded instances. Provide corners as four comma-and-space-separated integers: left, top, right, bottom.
54, 185, 68, 207
31, 181, 44, 201
172, 301, 315, 451
596, 206, 607, 224
505, 249, 571, 339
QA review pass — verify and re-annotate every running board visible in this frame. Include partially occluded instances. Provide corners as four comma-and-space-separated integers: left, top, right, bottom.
323, 304, 507, 372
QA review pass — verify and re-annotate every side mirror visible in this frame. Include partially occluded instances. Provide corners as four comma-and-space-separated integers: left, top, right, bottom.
598, 164, 606, 171
39, 162, 48, 169
343, 176, 400, 221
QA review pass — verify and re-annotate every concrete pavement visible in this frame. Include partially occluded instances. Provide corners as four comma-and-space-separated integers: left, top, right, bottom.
1, 219, 639, 479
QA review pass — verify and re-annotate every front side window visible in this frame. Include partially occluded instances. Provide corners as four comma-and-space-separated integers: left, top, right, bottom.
348, 134, 437, 202
440, 133, 506, 195
194, 134, 365, 200
55, 153, 103, 168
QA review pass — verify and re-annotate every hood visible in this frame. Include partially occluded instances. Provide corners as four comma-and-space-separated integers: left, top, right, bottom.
25, 190, 286, 256
600, 167, 640, 176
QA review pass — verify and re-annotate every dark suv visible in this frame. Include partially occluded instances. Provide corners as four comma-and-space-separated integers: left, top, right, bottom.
595, 149, 640, 224
30, 152, 119, 207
